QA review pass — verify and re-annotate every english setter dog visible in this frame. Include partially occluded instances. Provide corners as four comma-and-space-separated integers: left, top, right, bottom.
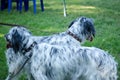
5, 25, 117, 80
5, 16, 95, 80
31, 43, 117, 80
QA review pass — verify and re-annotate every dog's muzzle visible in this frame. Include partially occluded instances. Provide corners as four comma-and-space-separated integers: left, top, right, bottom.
4, 34, 12, 49
6, 42, 12, 49
87, 34, 94, 42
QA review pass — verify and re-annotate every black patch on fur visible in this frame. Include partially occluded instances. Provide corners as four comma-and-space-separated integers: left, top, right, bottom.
68, 20, 76, 28
45, 63, 54, 79
50, 47, 58, 57
11, 30, 22, 53
39, 37, 50, 42
82, 18, 96, 37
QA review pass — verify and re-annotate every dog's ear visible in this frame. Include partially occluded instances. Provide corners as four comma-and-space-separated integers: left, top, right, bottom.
80, 16, 86, 23
68, 20, 76, 28
68, 17, 86, 28
12, 30, 22, 53
83, 18, 95, 37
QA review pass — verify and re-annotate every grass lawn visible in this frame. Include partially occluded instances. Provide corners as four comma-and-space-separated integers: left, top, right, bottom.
0, 0, 120, 79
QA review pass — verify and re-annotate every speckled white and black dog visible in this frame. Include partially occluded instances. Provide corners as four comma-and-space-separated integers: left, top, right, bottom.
31, 43, 117, 80
5, 16, 96, 80
5, 28, 118, 80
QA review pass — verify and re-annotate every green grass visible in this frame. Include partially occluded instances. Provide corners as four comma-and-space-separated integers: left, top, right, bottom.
0, 0, 120, 79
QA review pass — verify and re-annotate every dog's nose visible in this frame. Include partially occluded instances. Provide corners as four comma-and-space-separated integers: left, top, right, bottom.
4, 34, 10, 40
4, 34, 10, 42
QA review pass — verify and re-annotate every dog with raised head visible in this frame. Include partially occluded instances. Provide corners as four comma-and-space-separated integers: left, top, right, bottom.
5, 16, 95, 80
32, 16, 95, 46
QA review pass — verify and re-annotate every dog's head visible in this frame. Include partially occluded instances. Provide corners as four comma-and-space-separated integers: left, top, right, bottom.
68, 16, 95, 42
4, 26, 31, 53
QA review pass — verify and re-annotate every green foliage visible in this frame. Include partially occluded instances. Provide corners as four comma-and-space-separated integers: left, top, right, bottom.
0, 0, 120, 79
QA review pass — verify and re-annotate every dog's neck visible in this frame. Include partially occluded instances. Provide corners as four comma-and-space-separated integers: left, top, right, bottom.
67, 24, 86, 42
67, 31, 82, 42
22, 41, 37, 55
20, 37, 36, 54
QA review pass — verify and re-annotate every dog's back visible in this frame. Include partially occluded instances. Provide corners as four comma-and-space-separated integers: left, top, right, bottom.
31, 43, 117, 80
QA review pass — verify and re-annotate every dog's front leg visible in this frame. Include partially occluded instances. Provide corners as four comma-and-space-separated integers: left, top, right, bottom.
6, 73, 11, 80
6, 56, 27, 80
5, 72, 18, 80
6, 63, 20, 80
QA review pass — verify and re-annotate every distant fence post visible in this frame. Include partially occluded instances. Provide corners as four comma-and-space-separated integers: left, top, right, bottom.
63, 0, 67, 17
